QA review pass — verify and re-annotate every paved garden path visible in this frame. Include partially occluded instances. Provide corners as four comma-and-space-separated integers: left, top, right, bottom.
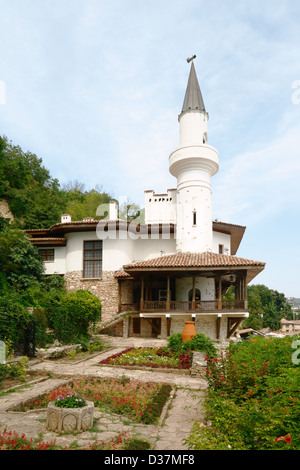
0, 337, 208, 450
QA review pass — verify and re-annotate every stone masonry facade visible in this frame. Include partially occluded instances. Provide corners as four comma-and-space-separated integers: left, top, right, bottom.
64, 271, 119, 324
64, 271, 229, 341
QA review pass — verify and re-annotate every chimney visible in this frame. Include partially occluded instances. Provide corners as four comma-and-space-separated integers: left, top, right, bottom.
109, 201, 118, 220
61, 214, 71, 223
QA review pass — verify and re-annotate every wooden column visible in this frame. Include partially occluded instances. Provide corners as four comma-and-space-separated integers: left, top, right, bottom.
117, 280, 121, 313
216, 314, 221, 340
244, 271, 248, 309
192, 276, 196, 310
166, 275, 170, 311
140, 276, 144, 311
218, 276, 222, 310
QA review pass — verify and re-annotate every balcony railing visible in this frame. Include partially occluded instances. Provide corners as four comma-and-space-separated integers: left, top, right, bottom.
141, 299, 246, 313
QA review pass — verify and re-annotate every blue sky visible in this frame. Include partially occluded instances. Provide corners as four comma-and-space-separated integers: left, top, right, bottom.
0, 0, 300, 298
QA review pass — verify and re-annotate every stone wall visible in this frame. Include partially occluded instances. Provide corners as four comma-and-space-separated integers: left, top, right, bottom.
64, 271, 119, 324
119, 279, 139, 313
190, 351, 207, 378
170, 315, 228, 341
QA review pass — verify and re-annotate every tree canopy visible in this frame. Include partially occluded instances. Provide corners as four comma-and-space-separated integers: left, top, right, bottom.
0, 136, 143, 228
0, 136, 65, 228
245, 284, 293, 330
0, 227, 44, 290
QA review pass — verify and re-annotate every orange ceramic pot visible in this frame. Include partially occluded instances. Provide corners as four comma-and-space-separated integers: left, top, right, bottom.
182, 321, 197, 342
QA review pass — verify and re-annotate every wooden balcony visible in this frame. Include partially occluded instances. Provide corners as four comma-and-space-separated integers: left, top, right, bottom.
141, 299, 247, 314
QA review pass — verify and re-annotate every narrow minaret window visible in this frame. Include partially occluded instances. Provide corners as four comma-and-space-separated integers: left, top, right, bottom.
193, 210, 197, 226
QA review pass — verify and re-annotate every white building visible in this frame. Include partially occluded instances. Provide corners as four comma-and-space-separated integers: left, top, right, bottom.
27, 61, 265, 341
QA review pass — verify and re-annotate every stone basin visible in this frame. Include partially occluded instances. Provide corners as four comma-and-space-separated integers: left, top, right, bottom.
46, 401, 94, 433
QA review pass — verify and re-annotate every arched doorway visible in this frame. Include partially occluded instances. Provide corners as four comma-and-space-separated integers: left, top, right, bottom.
188, 288, 201, 302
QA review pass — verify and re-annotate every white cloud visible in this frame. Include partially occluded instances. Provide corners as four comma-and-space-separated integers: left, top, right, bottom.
213, 123, 300, 225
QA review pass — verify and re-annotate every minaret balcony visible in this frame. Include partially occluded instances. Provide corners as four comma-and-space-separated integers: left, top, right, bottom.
169, 144, 219, 178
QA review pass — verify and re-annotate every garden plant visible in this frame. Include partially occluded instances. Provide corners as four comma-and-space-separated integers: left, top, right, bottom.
99, 346, 191, 369
19, 376, 171, 425
186, 335, 300, 450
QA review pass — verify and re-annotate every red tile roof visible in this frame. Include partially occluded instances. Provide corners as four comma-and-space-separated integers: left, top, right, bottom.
114, 270, 132, 278
123, 252, 265, 270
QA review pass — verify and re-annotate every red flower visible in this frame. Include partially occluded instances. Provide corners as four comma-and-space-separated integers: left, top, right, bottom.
275, 434, 292, 443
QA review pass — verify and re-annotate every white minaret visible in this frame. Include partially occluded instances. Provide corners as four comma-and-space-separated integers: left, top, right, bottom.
169, 60, 219, 253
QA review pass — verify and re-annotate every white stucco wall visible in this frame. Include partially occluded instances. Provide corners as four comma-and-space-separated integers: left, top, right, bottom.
59, 230, 176, 274
212, 231, 231, 255
43, 246, 66, 275
134, 237, 176, 262
179, 110, 208, 147
42, 226, 232, 277
144, 189, 177, 224
175, 277, 215, 302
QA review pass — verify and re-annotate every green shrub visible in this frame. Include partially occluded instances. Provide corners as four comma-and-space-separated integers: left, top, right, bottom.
123, 438, 151, 450
46, 290, 101, 344
187, 335, 300, 450
87, 337, 105, 353
0, 294, 32, 350
167, 332, 217, 357
167, 332, 182, 351
141, 384, 172, 424
0, 356, 29, 385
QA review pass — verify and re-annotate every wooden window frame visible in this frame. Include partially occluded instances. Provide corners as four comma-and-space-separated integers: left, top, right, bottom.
39, 248, 55, 262
83, 240, 103, 279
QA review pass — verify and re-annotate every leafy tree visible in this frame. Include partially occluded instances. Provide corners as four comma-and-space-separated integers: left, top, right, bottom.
0, 294, 32, 349
0, 136, 67, 228
0, 227, 44, 290
118, 201, 145, 223
45, 289, 101, 343
244, 284, 292, 330
65, 188, 111, 221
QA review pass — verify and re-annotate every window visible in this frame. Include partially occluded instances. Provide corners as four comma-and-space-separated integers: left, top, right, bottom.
39, 248, 54, 262
193, 211, 197, 226
83, 240, 102, 278
219, 244, 224, 254
188, 288, 201, 301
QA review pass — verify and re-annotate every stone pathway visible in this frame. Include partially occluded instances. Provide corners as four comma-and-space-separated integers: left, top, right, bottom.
0, 337, 208, 450
154, 388, 206, 450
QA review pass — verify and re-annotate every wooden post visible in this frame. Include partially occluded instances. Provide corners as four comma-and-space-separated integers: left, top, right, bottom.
166, 275, 170, 311
244, 271, 248, 310
192, 276, 196, 310
216, 314, 221, 339
218, 276, 222, 310
140, 276, 144, 311
118, 280, 121, 313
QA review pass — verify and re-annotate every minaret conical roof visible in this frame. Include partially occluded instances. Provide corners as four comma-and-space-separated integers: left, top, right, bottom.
181, 61, 206, 113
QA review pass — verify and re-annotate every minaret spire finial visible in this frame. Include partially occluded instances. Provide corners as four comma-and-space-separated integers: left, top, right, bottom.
186, 54, 196, 63
181, 57, 206, 113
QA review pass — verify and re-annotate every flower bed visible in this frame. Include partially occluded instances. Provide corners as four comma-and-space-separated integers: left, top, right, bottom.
0, 429, 150, 450
18, 376, 172, 424
99, 347, 191, 369
187, 335, 300, 450
0, 430, 57, 450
